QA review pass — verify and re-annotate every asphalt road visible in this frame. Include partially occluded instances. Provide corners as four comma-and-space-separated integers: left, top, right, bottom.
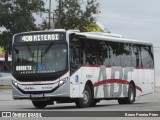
0, 87, 160, 111
0, 87, 160, 119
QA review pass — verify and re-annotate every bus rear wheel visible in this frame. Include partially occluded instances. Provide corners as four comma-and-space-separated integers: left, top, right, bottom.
75, 85, 92, 108
32, 101, 47, 109
118, 84, 135, 104
90, 99, 100, 107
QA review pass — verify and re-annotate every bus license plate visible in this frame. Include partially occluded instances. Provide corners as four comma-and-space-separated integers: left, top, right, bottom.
31, 94, 43, 98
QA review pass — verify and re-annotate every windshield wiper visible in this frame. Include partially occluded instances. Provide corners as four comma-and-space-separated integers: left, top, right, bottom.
42, 42, 54, 57
24, 42, 33, 57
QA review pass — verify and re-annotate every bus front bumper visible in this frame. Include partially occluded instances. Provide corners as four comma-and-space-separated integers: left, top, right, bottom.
12, 80, 70, 100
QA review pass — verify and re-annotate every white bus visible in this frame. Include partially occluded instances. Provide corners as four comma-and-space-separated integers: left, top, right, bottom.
12, 29, 155, 108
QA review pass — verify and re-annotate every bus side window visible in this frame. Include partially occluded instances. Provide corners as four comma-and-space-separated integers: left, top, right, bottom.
70, 45, 81, 74
84, 39, 98, 65
70, 46, 80, 64
121, 43, 132, 67
109, 42, 121, 66
141, 46, 154, 68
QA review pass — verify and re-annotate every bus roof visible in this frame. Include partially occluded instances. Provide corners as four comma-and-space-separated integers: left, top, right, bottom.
13, 29, 153, 46
74, 32, 153, 46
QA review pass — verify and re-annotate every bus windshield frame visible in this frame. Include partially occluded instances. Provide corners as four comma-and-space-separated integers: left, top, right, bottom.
12, 32, 68, 81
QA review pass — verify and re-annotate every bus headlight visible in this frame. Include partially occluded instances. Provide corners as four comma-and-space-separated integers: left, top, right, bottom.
12, 80, 18, 87
59, 77, 68, 86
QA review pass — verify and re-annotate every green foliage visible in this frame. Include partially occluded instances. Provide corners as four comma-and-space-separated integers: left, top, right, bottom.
53, 0, 102, 32
0, 47, 4, 54
0, 0, 45, 55
84, 22, 104, 32
0, 0, 45, 34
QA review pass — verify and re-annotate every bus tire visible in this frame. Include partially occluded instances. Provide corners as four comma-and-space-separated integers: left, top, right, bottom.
75, 85, 92, 108
32, 101, 47, 109
118, 84, 135, 104
90, 100, 97, 107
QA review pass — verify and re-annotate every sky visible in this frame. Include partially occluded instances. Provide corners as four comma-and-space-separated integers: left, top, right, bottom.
97, 0, 160, 45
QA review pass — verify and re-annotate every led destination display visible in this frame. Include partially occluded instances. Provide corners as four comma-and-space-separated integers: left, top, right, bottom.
15, 33, 65, 42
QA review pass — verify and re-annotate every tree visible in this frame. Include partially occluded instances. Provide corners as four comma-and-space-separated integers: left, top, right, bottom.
0, 0, 45, 63
53, 0, 102, 32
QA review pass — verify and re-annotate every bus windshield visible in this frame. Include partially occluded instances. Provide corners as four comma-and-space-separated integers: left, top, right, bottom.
13, 43, 68, 74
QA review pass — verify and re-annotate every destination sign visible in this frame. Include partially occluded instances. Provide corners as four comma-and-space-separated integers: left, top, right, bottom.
16, 33, 65, 42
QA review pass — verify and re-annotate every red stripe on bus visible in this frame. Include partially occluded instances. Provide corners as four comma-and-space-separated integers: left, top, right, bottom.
83, 65, 112, 68
134, 67, 154, 70
135, 86, 143, 92
93, 79, 142, 92
82, 64, 100, 67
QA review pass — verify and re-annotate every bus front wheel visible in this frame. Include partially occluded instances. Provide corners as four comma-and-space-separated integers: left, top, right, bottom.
75, 85, 92, 108
32, 100, 47, 109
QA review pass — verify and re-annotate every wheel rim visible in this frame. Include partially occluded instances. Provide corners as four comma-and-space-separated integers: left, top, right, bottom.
82, 90, 89, 104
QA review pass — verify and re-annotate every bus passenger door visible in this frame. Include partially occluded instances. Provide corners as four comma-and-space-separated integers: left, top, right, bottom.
69, 37, 83, 98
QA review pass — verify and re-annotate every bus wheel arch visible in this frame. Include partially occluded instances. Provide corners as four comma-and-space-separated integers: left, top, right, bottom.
127, 81, 136, 104
86, 80, 94, 99
75, 80, 94, 108
118, 81, 136, 104
85, 80, 97, 106
85, 80, 99, 107
130, 80, 136, 98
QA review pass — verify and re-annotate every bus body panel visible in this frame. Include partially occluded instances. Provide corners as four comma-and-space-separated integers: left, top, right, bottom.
70, 65, 154, 99
70, 68, 84, 98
